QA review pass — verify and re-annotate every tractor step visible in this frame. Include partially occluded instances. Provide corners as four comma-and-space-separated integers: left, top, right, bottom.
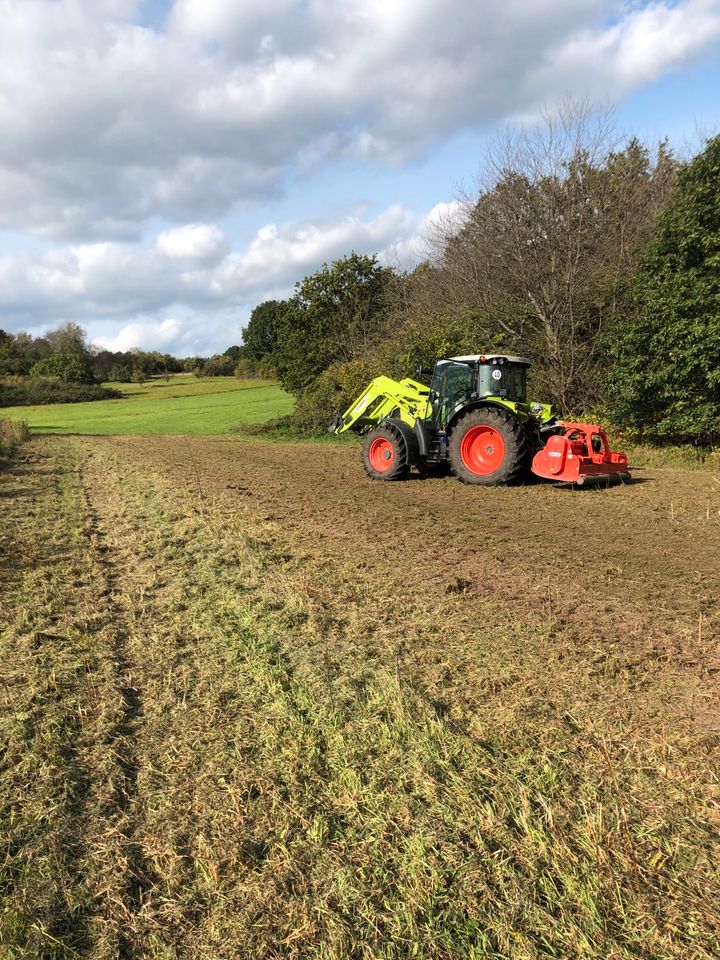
531, 423, 629, 485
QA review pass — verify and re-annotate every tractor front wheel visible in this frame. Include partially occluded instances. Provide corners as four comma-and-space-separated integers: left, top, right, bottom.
449, 408, 529, 485
362, 423, 411, 481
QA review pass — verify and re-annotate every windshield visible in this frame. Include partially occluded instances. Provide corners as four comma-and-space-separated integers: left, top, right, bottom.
431, 361, 474, 426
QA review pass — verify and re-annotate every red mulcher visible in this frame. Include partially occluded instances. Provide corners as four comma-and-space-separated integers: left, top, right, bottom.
531, 423, 630, 485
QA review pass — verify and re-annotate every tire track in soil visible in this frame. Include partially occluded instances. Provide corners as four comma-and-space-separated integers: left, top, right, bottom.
78, 449, 158, 958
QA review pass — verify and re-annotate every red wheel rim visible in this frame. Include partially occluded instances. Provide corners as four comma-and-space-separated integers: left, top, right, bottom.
368, 437, 394, 472
460, 425, 506, 474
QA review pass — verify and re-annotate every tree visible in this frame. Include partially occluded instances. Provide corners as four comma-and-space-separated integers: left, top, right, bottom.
0, 331, 43, 375
223, 344, 244, 364
432, 105, 676, 411
242, 301, 286, 362
203, 354, 236, 376
45, 322, 90, 358
91, 349, 120, 381
109, 361, 133, 382
31, 352, 95, 383
276, 254, 393, 394
606, 134, 720, 445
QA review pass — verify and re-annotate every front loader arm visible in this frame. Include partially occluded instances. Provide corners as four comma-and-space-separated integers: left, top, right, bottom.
329, 376, 431, 434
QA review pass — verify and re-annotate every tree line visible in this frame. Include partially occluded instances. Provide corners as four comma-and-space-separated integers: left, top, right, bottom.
0, 322, 251, 384
243, 110, 720, 446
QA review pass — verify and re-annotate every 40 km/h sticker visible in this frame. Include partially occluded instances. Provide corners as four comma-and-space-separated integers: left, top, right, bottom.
492, 369, 502, 380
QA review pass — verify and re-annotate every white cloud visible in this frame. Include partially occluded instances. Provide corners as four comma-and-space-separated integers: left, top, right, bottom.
532, 0, 720, 93
212, 204, 417, 297
380, 200, 466, 269
93, 317, 185, 352
0, 204, 435, 349
155, 224, 229, 263
0, 1, 717, 240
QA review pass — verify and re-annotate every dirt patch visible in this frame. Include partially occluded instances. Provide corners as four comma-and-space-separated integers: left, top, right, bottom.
107, 435, 720, 738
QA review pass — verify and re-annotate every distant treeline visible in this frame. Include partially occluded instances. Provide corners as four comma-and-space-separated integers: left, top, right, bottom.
0, 323, 273, 406
0, 324, 258, 384
242, 109, 720, 447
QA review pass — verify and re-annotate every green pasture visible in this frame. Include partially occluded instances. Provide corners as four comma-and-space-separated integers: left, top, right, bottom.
2, 376, 292, 436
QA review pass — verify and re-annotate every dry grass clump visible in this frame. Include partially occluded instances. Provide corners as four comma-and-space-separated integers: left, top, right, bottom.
0, 417, 30, 441
0, 417, 30, 461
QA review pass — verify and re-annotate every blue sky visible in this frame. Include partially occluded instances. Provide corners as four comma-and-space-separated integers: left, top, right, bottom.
0, 0, 719, 356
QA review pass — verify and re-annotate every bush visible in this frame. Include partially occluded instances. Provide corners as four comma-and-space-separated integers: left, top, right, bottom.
284, 359, 375, 431
234, 358, 256, 379
31, 353, 95, 383
234, 357, 278, 379
203, 355, 236, 377
0, 377, 122, 407
109, 363, 133, 382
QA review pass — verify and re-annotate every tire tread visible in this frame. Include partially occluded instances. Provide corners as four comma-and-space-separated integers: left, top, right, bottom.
448, 407, 529, 485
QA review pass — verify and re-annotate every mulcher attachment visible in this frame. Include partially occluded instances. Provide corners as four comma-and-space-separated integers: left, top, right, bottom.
531, 423, 630, 486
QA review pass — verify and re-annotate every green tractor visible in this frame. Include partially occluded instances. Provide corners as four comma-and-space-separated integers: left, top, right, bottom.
329, 354, 629, 486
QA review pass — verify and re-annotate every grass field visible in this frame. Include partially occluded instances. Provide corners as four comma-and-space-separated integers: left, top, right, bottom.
1, 434, 719, 959
0, 375, 292, 435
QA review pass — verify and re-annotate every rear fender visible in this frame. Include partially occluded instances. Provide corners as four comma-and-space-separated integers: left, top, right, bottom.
446, 400, 517, 434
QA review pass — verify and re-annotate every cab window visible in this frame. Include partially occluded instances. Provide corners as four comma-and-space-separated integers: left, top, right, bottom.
431, 361, 474, 425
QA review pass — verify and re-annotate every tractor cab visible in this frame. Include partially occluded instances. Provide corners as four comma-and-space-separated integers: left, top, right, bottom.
427, 355, 530, 429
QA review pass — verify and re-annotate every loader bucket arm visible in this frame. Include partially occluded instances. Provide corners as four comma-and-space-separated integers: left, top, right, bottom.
329, 376, 431, 434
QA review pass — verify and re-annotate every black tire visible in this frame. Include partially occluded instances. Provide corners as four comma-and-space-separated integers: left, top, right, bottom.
362, 423, 411, 481
448, 407, 529, 485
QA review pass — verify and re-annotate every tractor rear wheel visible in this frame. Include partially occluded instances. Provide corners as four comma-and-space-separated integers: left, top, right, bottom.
362, 423, 411, 481
449, 407, 529, 485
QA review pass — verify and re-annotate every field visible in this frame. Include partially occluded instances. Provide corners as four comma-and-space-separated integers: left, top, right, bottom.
2, 431, 720, 959
0, 376, 292, 435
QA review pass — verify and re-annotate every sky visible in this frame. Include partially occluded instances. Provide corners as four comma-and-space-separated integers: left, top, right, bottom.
0, 0, 719, 357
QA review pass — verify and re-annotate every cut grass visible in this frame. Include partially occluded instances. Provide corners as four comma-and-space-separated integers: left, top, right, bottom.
1, 435, 719, 958
0, 375, 292, 436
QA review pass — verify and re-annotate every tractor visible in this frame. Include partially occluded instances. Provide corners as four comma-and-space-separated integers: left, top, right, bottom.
328, 354, 629, 486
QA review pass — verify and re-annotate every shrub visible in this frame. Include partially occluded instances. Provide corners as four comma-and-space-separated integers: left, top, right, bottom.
203, 355, 236, 377
109, 363, 133, 382
31, 353, 95, 384
285, 360, 374, 431
234, 357, 278, 379
0, 377, 122, 407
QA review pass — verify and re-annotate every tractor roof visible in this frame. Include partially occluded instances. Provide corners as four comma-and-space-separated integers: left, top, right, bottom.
450, 354, 531, 366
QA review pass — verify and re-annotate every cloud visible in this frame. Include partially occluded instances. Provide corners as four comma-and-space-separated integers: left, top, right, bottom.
379, 201, 466, 270
93, 317, 186, 352
211, 204, 417, 298
0, 204, 435, 350
0, 0, 717, 240
531, 0, 720, 93
155, 224, 230, 263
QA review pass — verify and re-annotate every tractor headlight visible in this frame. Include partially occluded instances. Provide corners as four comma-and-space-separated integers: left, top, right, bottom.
531, 403, 543, 416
